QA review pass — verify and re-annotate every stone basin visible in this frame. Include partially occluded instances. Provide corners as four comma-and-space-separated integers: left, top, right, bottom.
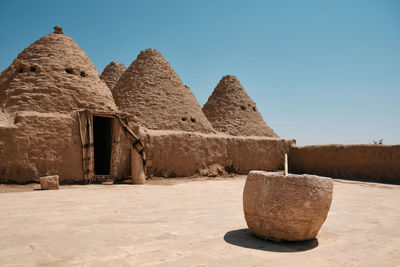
243, 171, 333, 242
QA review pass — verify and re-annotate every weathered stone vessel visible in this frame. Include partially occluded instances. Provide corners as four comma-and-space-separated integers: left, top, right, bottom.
243, 171, 333, 242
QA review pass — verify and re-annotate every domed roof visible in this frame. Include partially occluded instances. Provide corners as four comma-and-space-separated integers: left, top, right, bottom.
113, 49, 214, 133
100, 61, 126, 90
203, 75, 278, 137
0, 27, 118, 113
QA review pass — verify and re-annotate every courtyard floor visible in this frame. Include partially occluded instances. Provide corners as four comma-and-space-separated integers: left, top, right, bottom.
0, 176, 399, 266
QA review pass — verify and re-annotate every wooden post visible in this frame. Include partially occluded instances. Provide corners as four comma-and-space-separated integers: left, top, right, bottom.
131, 147, 145, 184
284, 153, 288, 176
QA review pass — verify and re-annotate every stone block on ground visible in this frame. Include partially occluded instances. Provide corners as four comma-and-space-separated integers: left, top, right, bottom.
40, 175, 59, 190
199, 163, 227, 177
243, 171, 333, 242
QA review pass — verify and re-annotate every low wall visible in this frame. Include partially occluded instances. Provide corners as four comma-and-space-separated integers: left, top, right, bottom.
0, 116, 294, 183
144, 130, 295, 177
289, 145, 400, 184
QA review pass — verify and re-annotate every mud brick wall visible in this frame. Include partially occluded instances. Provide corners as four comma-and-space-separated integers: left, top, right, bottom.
144, 130, 295, 177
0, 112, 137, 184
0, 112, 84, 184
289, 145, 400, 184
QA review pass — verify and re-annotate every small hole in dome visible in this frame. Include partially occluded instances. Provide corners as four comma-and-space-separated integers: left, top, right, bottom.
252, 107, 256, 111
190, 118, 196, 123
30, 66, 36, 73
65, 68, 73, 74
240, 106, 246, 110
80, 71, 86, 77
17, 68, 23, 73
181, 117, 187, 121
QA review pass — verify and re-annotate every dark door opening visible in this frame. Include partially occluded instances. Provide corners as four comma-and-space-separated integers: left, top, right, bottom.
93, 116, 112, 175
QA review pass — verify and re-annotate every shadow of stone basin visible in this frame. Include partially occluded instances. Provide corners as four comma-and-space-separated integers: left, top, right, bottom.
224, 229, 319, 252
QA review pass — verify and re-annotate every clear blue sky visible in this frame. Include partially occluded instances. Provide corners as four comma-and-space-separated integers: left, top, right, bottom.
1, 0, 399, 145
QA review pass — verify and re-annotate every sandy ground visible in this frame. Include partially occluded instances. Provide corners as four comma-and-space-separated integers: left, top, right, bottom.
0, 176, 399, 266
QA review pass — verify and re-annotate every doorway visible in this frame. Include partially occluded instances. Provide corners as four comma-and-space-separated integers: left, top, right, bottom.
93, 116, 113, 175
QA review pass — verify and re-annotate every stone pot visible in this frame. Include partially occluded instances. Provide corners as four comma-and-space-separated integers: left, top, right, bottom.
243, 171, 333, 242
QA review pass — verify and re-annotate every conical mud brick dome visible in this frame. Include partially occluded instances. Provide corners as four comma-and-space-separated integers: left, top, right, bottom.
203, 75, 278, 137
0, 26, 117, 113
100, 62, 127, 90
113, 49, 214, 133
